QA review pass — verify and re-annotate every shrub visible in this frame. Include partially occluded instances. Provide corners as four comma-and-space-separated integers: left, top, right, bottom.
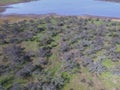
37, 46, 52, 58
2, 45, 31, 65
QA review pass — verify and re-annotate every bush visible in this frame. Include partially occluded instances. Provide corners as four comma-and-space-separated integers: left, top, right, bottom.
2, 45, 32, 65
15, 63, 35, 78
37, 46, 52, 58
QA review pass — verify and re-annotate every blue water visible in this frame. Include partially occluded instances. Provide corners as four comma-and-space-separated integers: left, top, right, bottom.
1, 0, 120, 18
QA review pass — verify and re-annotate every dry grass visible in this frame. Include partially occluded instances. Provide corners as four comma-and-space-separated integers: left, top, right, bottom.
0, 15, 38, 24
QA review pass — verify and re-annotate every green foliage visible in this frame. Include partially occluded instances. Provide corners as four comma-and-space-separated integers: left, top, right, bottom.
0, 75, 14, 89
0, 16, 120, 90
61, 72, 71, 83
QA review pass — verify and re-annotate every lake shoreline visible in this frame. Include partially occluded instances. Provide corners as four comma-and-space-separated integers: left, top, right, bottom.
0, 14, 120, 24
0, 7, 6, 13
0, 0, 36, 6
1, 13, 120, 19
100, 0, 120, 3
0, 0, 120, 22
0, 0, 36, 13
1, 0, 120, 19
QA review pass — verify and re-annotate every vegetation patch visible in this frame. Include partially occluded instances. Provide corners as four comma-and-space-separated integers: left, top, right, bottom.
0, 16, 120, 90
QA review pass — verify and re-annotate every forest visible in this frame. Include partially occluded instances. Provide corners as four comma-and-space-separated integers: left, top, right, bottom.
0, 16, 120, 90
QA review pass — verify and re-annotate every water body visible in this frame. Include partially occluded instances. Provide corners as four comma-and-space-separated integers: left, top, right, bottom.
1, 0, 120, 18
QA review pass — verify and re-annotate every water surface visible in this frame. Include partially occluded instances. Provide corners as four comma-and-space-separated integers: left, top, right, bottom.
1, 0, 120, 18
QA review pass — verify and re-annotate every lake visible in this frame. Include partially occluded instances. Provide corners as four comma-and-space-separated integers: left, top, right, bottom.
1, 0, 120, 18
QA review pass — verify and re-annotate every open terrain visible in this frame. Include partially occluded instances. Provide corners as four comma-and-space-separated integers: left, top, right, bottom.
0, 15, 120, 90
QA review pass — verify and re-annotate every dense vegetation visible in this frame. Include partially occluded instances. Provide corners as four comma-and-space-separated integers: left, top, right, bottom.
0, 16, 120, 90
